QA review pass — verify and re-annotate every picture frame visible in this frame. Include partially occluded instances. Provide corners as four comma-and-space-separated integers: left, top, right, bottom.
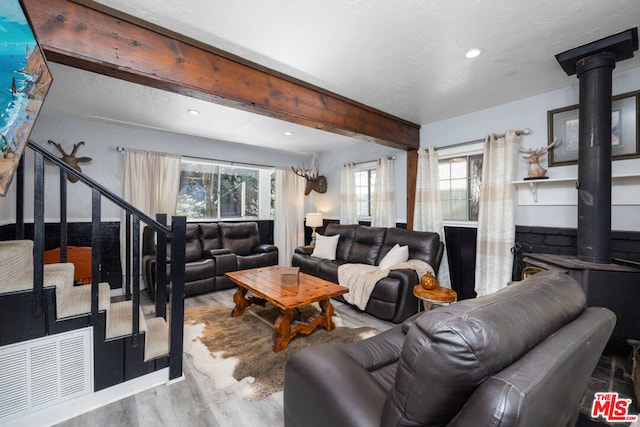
0, 0, 53, 196
547, 90, 639, 166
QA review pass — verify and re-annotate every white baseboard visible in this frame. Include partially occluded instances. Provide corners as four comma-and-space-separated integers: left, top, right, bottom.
4, 368, 173, 427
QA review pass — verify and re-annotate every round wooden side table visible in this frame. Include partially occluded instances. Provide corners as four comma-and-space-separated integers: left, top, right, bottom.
413, 285, 457, 311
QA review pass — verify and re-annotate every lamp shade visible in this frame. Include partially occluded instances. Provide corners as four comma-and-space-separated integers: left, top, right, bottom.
306, 213, 323, 228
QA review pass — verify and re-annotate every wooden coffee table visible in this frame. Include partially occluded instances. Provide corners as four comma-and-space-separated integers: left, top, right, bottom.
226, 266, 349, 352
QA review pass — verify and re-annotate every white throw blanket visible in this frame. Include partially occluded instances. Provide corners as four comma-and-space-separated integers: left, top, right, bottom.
338, 259, 434, 310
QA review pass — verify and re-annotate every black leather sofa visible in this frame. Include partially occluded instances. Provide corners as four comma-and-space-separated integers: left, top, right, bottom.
142, 222, 278, 300
284, 271, 616, 427
292, 223, 444, 323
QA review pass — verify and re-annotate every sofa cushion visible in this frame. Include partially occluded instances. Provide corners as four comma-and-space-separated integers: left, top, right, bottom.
219, 222, 261, 256
184, 224, 203, 262
379, 227, 440, 266
237, 251, 279, 270
199, 223, 222, 251
324, 224, 357, 261
317, 259, 347, 283
347, 226, 386, 265
311, 234, 340, 260
183, 258, 216, 281
448, 307, 616, 427
381, 271, 588, 426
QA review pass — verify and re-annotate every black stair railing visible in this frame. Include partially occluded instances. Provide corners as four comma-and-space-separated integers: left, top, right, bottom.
15, 140, 186, 381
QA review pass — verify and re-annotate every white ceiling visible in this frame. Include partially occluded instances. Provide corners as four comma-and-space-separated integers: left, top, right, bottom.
41, 0, 640, 154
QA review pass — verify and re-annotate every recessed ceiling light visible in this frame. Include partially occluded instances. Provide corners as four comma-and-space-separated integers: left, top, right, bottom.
465, 48, 482, 59
187, 109, 200, 115
284, 131, 294, 136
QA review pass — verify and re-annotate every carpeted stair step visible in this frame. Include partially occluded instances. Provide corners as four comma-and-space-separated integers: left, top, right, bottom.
144, 317, 169, 361
56, 282, 111, 319
106, 300, 148, 340
0, 240, 35, 293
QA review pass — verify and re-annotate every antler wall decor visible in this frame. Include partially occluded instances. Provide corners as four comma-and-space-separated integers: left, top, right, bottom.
48, 140, 93, 183
292, 158, 327, 195
520, 138, 557, 178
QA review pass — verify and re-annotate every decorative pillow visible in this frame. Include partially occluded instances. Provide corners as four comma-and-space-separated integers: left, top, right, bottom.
378, 244, 409, 269
311, 234, 340, 260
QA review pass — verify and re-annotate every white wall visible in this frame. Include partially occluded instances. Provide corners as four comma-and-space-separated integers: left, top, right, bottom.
1, 113, 313, 224
4, 65, 640, 231
310, 65, 640, 231
312, 143, 407, 221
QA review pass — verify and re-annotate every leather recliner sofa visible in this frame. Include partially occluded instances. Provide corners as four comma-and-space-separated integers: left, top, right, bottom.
142, 221, 278, 300
284, 271, 616, 427
292, 223, 444, 323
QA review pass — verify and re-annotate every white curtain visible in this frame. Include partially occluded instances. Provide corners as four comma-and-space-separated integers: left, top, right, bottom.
371, 157, 396, 227
474, 131, 521, 296
122, 149, 181, 218
120, 149, 181, 286
414, 147, 451, 288
340, 163, 357, 224
274, 167, 305, 266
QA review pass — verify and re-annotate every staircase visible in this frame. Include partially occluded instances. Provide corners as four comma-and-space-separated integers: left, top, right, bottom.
0, 141, 186, 424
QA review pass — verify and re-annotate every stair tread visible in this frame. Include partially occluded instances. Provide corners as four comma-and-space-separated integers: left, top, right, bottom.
57, 282, 111, 319
144, 317, 169, 361
106, 300, 148, 340
0, 240, 33, 286
4, 263, 74, 294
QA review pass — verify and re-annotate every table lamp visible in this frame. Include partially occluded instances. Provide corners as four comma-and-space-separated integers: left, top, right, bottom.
306, 213, 323, 246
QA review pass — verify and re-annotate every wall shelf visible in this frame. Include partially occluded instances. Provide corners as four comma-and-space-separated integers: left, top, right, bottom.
512, 173, 640, 205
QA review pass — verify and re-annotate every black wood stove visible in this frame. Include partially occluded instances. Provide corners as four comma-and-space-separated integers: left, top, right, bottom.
524, 28, 640, 339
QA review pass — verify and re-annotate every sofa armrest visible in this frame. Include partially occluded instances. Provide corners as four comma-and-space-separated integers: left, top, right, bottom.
202, 248, 233, 258
387, 268, 419, 287
294, 245, 314, 255
386, 269, 421, 323
340, 325, 406, 371
284, 343, 387, 427
212, 252, 238, 275
254, 244, 277, 254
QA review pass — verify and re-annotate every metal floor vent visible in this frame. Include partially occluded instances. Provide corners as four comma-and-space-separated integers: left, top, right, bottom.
0, 328, 92, 422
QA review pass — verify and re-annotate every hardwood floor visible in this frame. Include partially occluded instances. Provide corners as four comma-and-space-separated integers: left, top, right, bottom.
54, 288, 394, 427
54, 288, 637, 427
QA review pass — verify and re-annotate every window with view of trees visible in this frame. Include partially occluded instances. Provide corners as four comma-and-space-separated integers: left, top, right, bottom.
176, 159, 275, 220
355, 166, 376, 218
439, 154, 483, 221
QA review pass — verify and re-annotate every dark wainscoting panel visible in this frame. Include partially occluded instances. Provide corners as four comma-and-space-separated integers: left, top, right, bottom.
513, 226, 640, 279
0, 219, 275, 291
1, 221, 122, 289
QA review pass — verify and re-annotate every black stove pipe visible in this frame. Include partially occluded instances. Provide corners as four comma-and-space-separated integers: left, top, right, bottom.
575, 52, 615, 263
555, 28, 638, 264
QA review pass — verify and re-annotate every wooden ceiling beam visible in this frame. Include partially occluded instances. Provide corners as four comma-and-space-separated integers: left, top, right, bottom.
21, 0, 420, 150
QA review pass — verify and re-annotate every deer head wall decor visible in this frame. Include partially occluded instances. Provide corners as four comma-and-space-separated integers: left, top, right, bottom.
48, 140, 93, 183
292, 159, 327, 195
520, 138, 557, 178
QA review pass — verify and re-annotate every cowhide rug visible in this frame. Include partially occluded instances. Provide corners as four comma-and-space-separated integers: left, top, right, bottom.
183, 304, 376, 401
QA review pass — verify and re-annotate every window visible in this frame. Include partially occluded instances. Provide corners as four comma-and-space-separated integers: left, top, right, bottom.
355, 163, 376, 218
439, 154, 483, 221
176, 159, 274, 220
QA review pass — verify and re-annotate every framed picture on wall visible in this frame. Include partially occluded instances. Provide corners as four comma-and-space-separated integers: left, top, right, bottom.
547, 90, 639, 166
0, 0, 53, 196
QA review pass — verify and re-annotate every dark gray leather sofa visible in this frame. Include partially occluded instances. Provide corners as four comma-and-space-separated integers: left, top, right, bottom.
284, 271, 615, 427
142, 222, 278, 300
292, 223, 444, 323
